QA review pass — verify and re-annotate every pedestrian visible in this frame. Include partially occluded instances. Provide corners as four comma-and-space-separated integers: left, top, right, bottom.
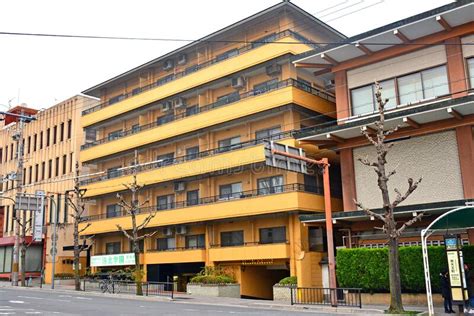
440, 269, 455, 314
464, 264, 474, 312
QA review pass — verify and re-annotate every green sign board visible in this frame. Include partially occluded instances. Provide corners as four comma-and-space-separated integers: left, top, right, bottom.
90, 253, 135, 267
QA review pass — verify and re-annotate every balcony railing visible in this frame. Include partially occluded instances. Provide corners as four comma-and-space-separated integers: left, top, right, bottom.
82, 29, 319, 116
80, 130, 296, 185
210, 240, 289, 248
82, 183, 323, 222
147, 246, 205, 252
81, 78, 334, 150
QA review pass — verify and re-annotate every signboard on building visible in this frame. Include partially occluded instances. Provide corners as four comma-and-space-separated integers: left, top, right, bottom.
263, 140, 308, 174
15, 193, 41, 212
90, 253, 135, 267
33, 191, 45, 242
444, 235, 468, 303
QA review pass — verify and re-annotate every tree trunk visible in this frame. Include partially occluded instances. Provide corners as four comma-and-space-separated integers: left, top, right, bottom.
387, 236, 404, 313
73, 219, 81, 291
20, 216, 26, 287
134, 250, 143, 296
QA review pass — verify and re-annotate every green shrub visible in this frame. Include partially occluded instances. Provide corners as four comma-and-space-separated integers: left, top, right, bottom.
277, 276, 297, 285
190, 266, 236, 284
336, 245, 474, 293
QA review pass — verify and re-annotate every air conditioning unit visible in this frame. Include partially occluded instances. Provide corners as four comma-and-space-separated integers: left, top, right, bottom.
231, 76, 245, 89
173, 97, 186, 109
176, 226, 187, 235
174, 181, 186, 192
266, 64, 281, 76
325, 79, 335, 89
163, 59, 174, 71
7, 172, 17, 180
161, 101, 173, 112
163, 227, 173, 236
177, 54, 187, 65
11, 131, 21, 141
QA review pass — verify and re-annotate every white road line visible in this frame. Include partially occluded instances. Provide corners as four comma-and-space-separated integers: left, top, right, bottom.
74, 297, 92, 300
58, 295, 72, 298
17, 296, 70, 303
0, 312, 15, 315
25, 312, 42, 314
8, 300, 24, 304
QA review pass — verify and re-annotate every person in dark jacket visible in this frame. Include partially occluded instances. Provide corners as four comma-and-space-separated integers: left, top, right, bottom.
464, 264, 474, 310
441, 269, 455, 314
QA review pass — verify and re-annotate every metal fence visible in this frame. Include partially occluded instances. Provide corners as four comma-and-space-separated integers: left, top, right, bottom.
290, 287, 362, 308
82, 279, 174, 298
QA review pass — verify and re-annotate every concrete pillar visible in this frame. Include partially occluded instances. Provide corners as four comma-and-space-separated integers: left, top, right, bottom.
334, 70, 349, 122
445, 37, 468, 98
455, 126, 474, 199
340, 148, 357, 211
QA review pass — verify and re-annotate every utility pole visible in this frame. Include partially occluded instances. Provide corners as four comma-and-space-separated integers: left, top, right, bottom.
3, 110, 36, 286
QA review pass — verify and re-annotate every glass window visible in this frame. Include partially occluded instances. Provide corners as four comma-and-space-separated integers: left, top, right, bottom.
215, 92, 240, 107
25, 246, 42, 272
421, 65, 449, 99
106, 204, 121, 218
259, 226, 286, 244
157, 238, 175, 251
129, 240, 144, 253
251, 33, 277, 48
186, 190, 199, 206
131, 124, 140, 134
255, 126, 281, 142
351, 85, 374, 116
216, 48, 239, 62
219, 182, 242, 199
157, 153, 174, 167
468, 58, 474, 88
156, 75, 173, 86
107, 166, 121, 179
258, 176, 284, 195
379, 79, 397, 110
109, 94, 125, 105
186, 105, 199, 116
398, 72, 423, 104
185, 235, 205, 249
106, 242, 121, 255
253, 79, 278, 95
218, 136, 241, 152
308, 227, 325, 251
0, 247, 5, 272
221, 231, 244, 247
157, 114, 174, 126
185, 146, 199, 160
4, 246, 13, 272
157, 194, 175, 210
108, 130, 122, 141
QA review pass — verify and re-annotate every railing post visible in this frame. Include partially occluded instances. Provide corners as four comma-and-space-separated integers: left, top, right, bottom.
112, 281, 115, 294
171, 282, 174, 299
83, 279, 86, 291
290, 286, 294, 305
359, 289, 362, 309
146, 282, 149, 296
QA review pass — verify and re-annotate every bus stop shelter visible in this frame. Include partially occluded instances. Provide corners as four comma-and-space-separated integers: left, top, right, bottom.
422, 204, 474, 316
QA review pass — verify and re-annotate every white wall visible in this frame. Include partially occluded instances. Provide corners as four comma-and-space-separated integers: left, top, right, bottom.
347, 45, 447, 89
353, 131, 464, 209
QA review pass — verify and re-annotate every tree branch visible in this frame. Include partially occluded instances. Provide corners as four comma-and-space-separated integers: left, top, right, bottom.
78, 223, 92, 234
392, 177, 423, 209
397, 212, 424, 236
358, 156, 378, 167
116, 224, 133, 240
354, 199, 386, 223
137, 230, 158, 241
136, 211, 157, 231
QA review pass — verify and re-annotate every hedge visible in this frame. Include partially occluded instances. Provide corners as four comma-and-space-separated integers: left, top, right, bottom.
336, 245, 474, 293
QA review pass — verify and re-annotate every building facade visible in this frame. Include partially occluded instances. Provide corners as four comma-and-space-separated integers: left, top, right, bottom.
78, 1, 345, 299
295, 0, 474, 247
0, 95, 97, 282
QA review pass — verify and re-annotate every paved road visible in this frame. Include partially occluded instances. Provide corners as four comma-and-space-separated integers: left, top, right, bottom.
0, 287, 353, 316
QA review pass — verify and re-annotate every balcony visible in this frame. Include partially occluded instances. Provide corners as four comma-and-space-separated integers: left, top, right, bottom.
79, 184, 331, 236
209, 242, 290, 262
80, 79, 335, 162
82, 30, 316, 127
80, 135, 297, 197
145, 247, 206, 264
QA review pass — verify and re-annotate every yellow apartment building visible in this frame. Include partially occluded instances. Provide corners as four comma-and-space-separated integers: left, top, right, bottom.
0, 95, 98, 282
78, 1, 345, 299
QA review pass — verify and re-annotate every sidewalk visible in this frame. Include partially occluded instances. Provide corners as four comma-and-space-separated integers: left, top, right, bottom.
0, 282, 445, 315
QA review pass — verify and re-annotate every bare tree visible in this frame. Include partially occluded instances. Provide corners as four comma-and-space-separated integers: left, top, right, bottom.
16, 213, 32, 287
354, 82, 423, 314
116, 152, 157, 296
66, 162, 94, 291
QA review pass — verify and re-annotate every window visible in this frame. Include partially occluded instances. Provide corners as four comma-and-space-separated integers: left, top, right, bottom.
85, 129, 96, 143
28, 166, 32, 184
215, 92, 240, 107
23, 168, 26, 184
157, 238, 175, 251
157, 153, 174, 167
185, 65, 199, 75
0, 148, 2, 164
62, 155, 67, 175
27, 136, 31, 154
251, 33, 277, 48
351, 79, 396, 116
3, 146, 6, 162
46, 128, 50, 147
33, 134, 37, 151
67, 119, 72, 139
69, 153, 73, 173
105, 242, 121, 255
107, 166, 121, 179
41, 162, 45, 180
48, 159, 52, 178
157, 194, 175, 210
309, 227, 325, 251
185, 234, 205, 249
4, 206, 9, 233
253, 79, 278, 95
55, 157, 59, 177
35, 164, 39, 183
106, 204, 121, 218
11, 144, 14, 160
219, 182, 242, 200
157, 114, 174, 126
186, 190, 199, 206
157, 75, 173, 86
216, 48, 238, 62
107, 130, 122, 141
185, 146, 199, 160
53, 126, 57, 145
186, 105, 199, 116
259, 226, 286, 244
468, 58, 474, 88
218, 136, 240, 152
60, 122, 64, 142
255, 126, 281, 142
109, 94, 125, 105
220, 231, 244, 247
39, 131, 43, 149
398, 65, 449, 104
297, 77, 312, 92
129, 240, 144, 253
131, 124, 140, 134
257, 175, 284, 195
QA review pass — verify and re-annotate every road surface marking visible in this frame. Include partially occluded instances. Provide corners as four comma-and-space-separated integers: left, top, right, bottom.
25, 312, 42, 314
75, 297, 92, 300
58, 295, 72, 298
9, 300, 24, 304
18, 296, 70, 303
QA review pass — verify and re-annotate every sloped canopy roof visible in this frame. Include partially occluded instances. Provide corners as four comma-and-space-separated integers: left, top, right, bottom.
428, 206, 474, 231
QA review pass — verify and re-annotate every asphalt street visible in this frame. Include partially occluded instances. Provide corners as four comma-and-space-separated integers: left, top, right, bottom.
0, 287, 354, 316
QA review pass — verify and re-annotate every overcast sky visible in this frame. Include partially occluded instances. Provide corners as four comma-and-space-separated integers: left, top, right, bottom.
0, 0, 452, 110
